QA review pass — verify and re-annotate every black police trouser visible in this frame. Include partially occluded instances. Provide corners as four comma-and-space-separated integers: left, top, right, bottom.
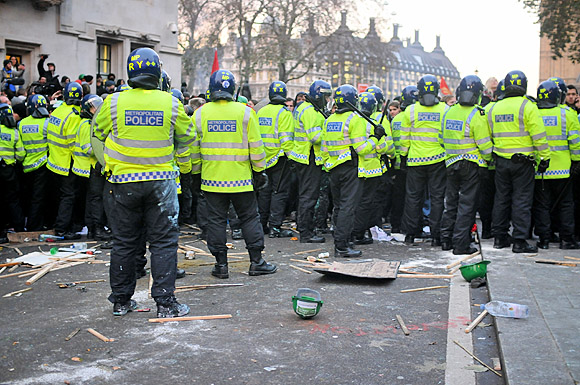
205, 191, 264, 256
23, 165, 49, 231
190, 173, 202, 225
107, 180, 179, 304
178, 172, 193, 223
477, 168, 495, 235
0, 162, 25, 232
85, 165, 107, 229
352, 176, 382, 237
390, 170, 407, 231
313, 170, 331, 230
492, 156, 535, 241
53, 171, 79, 233
533, 178, 575, 241
402, 161, 446, 239
574, 174, 580, 237
329, 161, 363, 248
294, 149, 322, 238
258, 156, 291, 228
197, 191, 208, 231
440, 161, 479, 250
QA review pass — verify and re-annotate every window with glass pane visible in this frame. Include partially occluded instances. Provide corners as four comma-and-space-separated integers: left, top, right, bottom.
97, 43, 111, 75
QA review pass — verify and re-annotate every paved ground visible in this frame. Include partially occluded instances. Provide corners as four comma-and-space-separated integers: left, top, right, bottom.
485, 241, 580, 385
0, 229, 530, 385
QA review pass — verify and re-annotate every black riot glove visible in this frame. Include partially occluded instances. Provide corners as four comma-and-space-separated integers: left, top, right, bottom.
371, 124, 386, 139
537, 159, 550, 174
253, 171, 269, 191
571, 161, 580, 176
400, 155, 408, 171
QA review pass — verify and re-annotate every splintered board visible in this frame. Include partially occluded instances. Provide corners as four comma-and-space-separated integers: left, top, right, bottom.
314, 259, 400, 279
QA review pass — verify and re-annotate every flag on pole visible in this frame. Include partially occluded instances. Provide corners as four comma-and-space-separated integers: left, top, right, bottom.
440, 77, 452, 95
211, 48, 219, 74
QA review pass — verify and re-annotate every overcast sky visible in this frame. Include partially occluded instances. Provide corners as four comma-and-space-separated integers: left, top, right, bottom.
365, 0, 541, 89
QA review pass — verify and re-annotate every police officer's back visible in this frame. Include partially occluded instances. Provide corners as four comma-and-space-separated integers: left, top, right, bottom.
192, 69, 276, 279
488, 70, 550, 253
94, 47, 195, 318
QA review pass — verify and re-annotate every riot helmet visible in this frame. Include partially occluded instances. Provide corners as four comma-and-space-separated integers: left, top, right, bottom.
504, 70, 527, 97
457, 75, 484, 106
536, 80, 560, 109
308, 80, 332, 111
208, 70, 236, 102
80, 94, 103, 119
333, 84, 358, 113
417, 75, 440, 106
64, 82, 83, 106
0, 103, 16, 128
269, 81, 288, 104
359, 92, 377, 117
548, 77, 567, 104
27, 94, 49, 118
401, 85, 419, 110
127, 47, 161, 89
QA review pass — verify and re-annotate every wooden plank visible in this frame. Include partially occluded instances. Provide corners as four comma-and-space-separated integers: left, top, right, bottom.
289, 264, 312, 274
396, 315, 410, 335
399, 269, 434, 275
0, 268, 42, 279
2, 287, 32, 297
533, 259, 576, 267
400, 285, 448, 293
564, 256, 580, 261
25, 262, 57, 285
294, 248, 324, 255
465, 310, 489, 334
175, 283, 243, 290
290, 258, 315, 264
14, 248, 23, 256
0, 262, 21, 268
446, 251, 480, 269
87, 328, 114, 342
65, 328, 81, 341
453, 340, 502, 377
7, 230, 54, 243
398, 274, 453, 279
148, 314, 232, 323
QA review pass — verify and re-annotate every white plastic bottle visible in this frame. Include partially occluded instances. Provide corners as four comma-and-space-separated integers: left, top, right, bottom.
70, 242, 88, 250
481, 301, 529, 318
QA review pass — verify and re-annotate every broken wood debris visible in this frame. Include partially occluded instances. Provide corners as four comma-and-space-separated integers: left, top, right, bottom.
294, 248, 324, 255
397, 274, 453, 279
65, 328, 81, 341
400, 285, 448, 293
453, 340, 502, 377
446, 251, 481, 269
465, 310, 489, 334
564, 256, 580, 261
289, 264, 312, 274
396, 315, 410, 335
174, 283, 243, 293
0, 262, 21, 268
2, 287, 32, 297
87, 328, 114, 342
57, 279, 106, 288
148, 314, 233, 323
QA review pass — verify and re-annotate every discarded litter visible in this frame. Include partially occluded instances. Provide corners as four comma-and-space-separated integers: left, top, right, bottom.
185, 251, 195, 260
459, 260, 490, 282
481, 301, 529, 319
292, 288, 323, 319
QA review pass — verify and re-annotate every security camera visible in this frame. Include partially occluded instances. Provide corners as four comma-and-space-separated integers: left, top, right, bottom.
169, 22, 178, 34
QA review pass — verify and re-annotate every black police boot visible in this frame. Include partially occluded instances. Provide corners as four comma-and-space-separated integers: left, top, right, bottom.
512, 240, 538, 253
536, 239, 550, 250
493, 236, 511, 249
269, 227, 294, 238
481, 228, 493, 239
231, 229, 243, 240
300, 234, 325, 243
87, 227, 95, 240
549, 232, 560, 243
95, 226, 112, 241
248, 249, 277, 276
334, 244, 362, 258
560, 239, 580, 250
353, 235, 373, 245
113, 299, 138, 316
211, 252, 229, 279
404, 234, 415, 245
176, 268, 186, 279
156, 296, 190, 318
441, 239, 453, 251
453, 246, 478, 255
56, 231, 81, 241
430, 237, 441, 247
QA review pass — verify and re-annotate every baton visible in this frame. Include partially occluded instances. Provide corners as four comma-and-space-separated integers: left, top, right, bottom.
304, 94, 330, 119
379, 99, 391, 125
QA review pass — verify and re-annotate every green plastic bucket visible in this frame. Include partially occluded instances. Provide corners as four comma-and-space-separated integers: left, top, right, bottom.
292, 288, 323, 319
459, 260, 491, 282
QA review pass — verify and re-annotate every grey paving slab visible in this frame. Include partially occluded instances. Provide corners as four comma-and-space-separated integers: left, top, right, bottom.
484, 241, 579, 385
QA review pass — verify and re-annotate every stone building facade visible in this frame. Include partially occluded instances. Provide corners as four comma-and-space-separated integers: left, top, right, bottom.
0, 0, 181, 93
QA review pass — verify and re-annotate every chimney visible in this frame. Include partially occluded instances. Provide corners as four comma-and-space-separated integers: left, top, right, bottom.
369, 18, 376, 33
340, 10, 347, 27
414, 30, 420, 44
393, 23, 399, 39
436, 35, 441, 49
